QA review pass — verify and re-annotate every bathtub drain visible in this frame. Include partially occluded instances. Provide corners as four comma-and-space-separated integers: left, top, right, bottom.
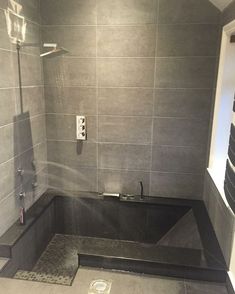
88, 279, 112, 294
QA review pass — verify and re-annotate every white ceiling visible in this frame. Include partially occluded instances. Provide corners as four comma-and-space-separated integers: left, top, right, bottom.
208, 0, 234, 11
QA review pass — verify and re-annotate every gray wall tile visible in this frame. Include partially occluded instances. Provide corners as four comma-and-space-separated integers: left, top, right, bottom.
158, 0, 220, 24
0, 0, 7, 9
62, 58, 96, 87
0, 124, 14, 164
42, 26, 96, 57
154, 89, 212, 119
98, 58, 155, 87
99, 143, 151, 170
0, 50, 15, 88
98, 88, 153, 116
152, 145, 206, 173
98, 116, 152, 144
0, 89, 16, 126
16, 87, 45, 116
48, 140, 97, 168
155, 57, 216, 89
48, 165, 97, 192
150, 172, 204, 198
45, 86, 96, 115
98, 169, 150, 195
46, 114, 97, 142
153, 118, 209, 146
97, 0, 157, 25
98, 25, 156, 57
41, 0, 97, 25
157, 24, 219, 57
40, 0, 220, 201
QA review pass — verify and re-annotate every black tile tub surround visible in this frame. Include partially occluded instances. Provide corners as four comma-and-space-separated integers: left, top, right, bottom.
0, 190, 227, 282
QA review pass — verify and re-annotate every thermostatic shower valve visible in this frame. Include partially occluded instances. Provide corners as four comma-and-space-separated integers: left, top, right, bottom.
76, 115, 87, 140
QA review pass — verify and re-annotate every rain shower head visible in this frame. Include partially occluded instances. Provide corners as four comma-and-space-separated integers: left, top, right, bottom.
40, 43, 69, 58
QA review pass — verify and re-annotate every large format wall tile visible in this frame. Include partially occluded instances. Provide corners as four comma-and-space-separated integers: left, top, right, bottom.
97, 0, 157, 25
42, 26, 96, 57
45, 87, 96, 115
48, 140, 97, 168
18, 0, 40, 23
97, 25, 156, 57
150, 172, 204, 198
98, 116, 152, 144
63, 58, 96, 87
98, 143, 151, 170
154, 89, 212, 119
98, 58, 155, 87
98, 88, 153, 116
158, 0, 220, 24
48, 165, 97, 192
0, 124, 14, 164
155, 57, 216, 89
152, 145, 206, 173
157, 24, 219, 57
153, 118, 209, 146
0, 89, 16, 126
0, 50, 15, 88
98, 169, 150, 195
41, 0, 97, 25
40, 0, 220, 200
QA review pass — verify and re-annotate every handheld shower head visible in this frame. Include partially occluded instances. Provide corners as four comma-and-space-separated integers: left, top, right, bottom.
40, 43, 69, 58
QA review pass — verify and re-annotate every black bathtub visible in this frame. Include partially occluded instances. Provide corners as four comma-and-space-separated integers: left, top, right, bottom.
0, 191, 227, 284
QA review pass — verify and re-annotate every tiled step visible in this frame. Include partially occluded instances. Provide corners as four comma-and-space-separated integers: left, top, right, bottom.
14, 270, 73, 286
0, 258, 10, 273
77, 237, 227, 283
157, 209, 203, 249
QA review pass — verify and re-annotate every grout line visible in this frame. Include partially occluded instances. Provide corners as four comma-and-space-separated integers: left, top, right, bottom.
0, 113, 46, 130
46, 138, 207, 148
95, 0, 99, 192
45, 112, 210, 121
42, 85, 215, 90
40, 22, 221, 27
0, 140, 46, 169
59, 55, 217, 59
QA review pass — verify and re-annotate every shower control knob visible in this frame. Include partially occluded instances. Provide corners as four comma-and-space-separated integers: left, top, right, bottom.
32, 182, 38, 189
17, 168, 24, 176
19, 192, 26, 199
76, 115, 87, 141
